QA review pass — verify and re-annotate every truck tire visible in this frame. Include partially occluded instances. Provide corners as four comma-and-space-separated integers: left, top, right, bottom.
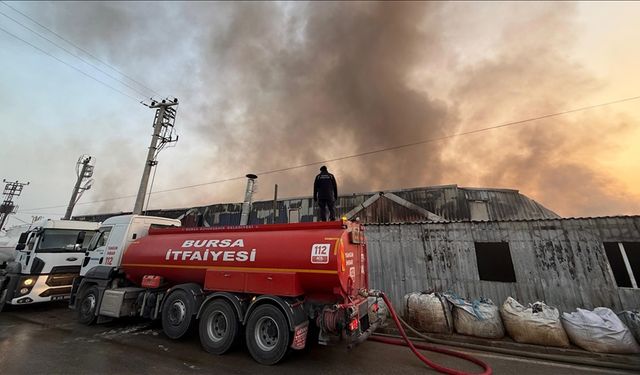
162, 289, 194, 339
78, 286, 99, 325
245, 304, 291, 365
199, 299, 240, 355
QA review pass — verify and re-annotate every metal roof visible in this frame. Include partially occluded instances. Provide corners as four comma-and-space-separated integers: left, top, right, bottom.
365, 215, 640, 225
74, 184, 561, 225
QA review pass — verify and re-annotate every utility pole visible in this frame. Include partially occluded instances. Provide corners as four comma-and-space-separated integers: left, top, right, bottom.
133, 98, 179, 214
0, 179, 29, 230
240, 174, 258, 226
63, 155, 94, 220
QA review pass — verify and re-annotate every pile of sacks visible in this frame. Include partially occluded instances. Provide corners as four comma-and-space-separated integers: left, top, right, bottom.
403, 291, 640, 354
405, 292, 504, 339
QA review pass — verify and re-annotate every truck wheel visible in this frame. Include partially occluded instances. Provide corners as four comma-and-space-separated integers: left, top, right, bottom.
162, 289, 194, 339
199, 299, 240, 355
78, 286, 99, 325
245, 304, 291, 365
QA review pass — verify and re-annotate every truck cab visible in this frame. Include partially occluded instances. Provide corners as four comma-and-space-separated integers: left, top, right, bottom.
71, 215, 181, 307
79, 215, 182, 276
0, 219, 99, 310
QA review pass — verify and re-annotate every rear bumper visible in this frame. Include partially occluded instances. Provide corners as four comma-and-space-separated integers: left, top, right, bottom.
347, 318, 380, 349
342, 296, 381, 348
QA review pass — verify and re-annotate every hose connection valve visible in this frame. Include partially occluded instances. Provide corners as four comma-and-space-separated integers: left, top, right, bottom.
359, 289, 383, 298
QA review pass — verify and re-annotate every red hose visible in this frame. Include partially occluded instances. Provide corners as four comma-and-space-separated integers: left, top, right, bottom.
369, 293, 492, 375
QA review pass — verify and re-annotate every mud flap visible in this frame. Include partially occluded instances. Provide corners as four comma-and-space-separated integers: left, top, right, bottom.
291, 321, 310, 350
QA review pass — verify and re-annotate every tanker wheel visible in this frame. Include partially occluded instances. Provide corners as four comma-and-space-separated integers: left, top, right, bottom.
162, 289, 195, 339
77, 285, 98, 325
245, 304, 291, 365
199, 299, 240, 355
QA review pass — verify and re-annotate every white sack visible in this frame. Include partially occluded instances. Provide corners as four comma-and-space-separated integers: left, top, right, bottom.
500, 297, 570, 347
445, 294, 504, 339
404, 292, 453, 334
562, 307, 640, 354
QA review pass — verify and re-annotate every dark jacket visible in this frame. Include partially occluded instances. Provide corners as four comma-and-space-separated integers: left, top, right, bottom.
314, 171, 337, 201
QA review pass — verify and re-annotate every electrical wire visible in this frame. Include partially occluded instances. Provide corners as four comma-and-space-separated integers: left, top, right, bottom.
0, 1, 161, 98
16, 94, 640, 214
6, 215, 29, 224
0, 24, 143, 103
0, 8, 152, 99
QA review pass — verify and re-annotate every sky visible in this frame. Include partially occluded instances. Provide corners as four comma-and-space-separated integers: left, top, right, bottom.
1, 1, 639, 228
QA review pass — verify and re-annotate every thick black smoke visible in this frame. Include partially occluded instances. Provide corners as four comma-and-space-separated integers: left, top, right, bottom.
19, 2, 640, 217
186, 2, 455, 199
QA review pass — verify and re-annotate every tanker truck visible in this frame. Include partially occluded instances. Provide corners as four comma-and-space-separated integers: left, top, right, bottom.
70, 214, 377, 365
0, 219, 99, 310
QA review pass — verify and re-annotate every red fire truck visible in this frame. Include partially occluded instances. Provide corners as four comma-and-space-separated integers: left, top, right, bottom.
69, 214, 378, 365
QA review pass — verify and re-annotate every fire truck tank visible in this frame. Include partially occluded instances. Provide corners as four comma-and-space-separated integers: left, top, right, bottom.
120, 221, 367, 300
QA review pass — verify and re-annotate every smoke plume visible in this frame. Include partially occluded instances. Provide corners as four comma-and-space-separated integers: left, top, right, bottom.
14, 2, 640, 218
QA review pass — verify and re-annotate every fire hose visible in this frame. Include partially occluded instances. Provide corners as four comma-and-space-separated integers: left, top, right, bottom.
368, 291, 492, 375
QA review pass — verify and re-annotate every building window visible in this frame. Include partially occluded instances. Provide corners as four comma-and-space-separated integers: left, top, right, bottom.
474, 242, 517, 282
604, 242, 639, 288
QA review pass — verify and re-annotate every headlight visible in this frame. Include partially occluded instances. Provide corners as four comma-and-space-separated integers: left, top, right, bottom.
23, 278, 35, 286
20, 287, 30, 295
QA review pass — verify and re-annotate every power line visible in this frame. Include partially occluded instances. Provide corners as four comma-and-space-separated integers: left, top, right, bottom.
11, 216, 29, 224
0, 24, 143, 103
17, 94, 640, 213
0, 8, 152, 99
0, 1, 161, 98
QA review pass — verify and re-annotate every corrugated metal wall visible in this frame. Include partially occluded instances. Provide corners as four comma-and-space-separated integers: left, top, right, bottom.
366, 217, 640, 312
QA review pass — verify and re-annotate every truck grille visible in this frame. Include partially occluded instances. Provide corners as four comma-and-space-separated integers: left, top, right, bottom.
50, 266, 81, 274
46, 273, 77, 287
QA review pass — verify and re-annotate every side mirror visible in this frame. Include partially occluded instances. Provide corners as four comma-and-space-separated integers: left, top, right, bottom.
74, 231, 86, 249
16, 232, 28, 251
76, 231, 86, 245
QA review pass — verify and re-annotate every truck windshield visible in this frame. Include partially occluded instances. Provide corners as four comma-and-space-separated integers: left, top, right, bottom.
36, 229, 97, 253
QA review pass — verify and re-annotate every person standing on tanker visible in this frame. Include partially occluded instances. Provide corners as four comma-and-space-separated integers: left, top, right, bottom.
314, 166, 338, 221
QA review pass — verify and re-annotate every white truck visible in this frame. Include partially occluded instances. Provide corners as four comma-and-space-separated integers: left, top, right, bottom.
0, 219, 99, 310
69, 214, 181, 320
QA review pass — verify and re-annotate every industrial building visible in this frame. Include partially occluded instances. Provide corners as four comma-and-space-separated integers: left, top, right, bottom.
75, 184, 640, 313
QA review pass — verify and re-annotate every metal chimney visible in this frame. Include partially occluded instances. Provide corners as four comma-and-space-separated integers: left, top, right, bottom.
239, 174, 258, 225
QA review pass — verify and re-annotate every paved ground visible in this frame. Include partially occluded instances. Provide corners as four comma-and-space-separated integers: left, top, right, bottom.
0, 302, 637, 375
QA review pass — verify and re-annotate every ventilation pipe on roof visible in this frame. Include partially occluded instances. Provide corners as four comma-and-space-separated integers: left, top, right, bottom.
240, 174, 258, 226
